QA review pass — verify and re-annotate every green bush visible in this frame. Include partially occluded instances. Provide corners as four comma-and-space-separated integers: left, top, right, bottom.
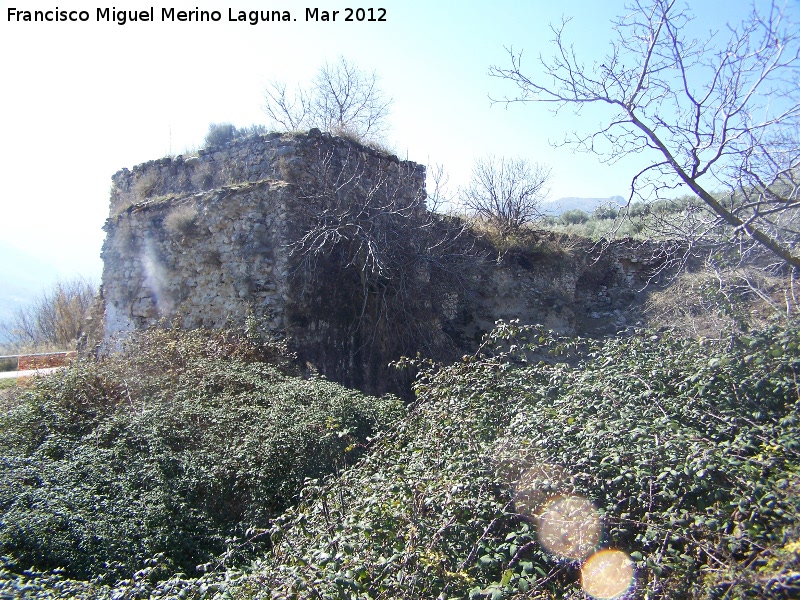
0, 357, 17, 372
203, 123, 268, 149
592, 205, 618, 220
559, 208, 589, 225
0, 327, 403, 582
626, 200, 653, 219
203, 123, 237, 148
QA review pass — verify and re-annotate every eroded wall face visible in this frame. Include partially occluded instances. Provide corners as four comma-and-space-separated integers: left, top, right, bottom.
103, 181, 293, 339
102, 131, 427, 356
108, 130, 424, 216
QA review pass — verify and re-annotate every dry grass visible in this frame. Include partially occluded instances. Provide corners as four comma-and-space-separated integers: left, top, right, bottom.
163, 202, 198, 235
132, 171, 161, 200
467, 217, 582, 262
643, 265, 795, 338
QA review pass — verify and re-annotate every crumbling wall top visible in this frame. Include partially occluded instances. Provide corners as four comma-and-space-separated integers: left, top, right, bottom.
109, 129, 425, 215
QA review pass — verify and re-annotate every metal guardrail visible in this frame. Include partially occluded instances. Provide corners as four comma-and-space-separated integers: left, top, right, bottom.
0, 351, 74, 358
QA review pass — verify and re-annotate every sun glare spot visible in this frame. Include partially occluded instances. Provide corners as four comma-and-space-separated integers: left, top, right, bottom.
141, 236, 172, 316
537, 495, 601, 560
581, 549, 635, 599
511, 462, 569, 517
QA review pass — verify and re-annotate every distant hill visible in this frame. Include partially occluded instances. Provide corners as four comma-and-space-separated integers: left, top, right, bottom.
543, 195, 626, 216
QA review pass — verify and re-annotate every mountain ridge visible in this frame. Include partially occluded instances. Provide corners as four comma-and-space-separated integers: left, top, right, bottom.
544, 195, 626, 215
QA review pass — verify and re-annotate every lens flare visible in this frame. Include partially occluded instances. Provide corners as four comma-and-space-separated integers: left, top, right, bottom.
508, 462, 569, 517
581, 549, 634, 599
141, 236, 172, 316
537, 495, 601, 560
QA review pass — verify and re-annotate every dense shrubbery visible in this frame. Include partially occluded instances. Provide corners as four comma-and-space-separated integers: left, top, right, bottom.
0, 326, 403, 582
237, 322, 799, 598
538, 198, 696, 240
1, 322, 798, 598
558, 208, 590, 225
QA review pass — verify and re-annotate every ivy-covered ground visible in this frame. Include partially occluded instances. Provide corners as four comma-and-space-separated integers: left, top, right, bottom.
0, 327, 402, 590
1, 322, 798, 598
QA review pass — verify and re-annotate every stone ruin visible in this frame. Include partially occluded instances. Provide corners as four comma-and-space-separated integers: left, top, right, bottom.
101, 130, 668, 395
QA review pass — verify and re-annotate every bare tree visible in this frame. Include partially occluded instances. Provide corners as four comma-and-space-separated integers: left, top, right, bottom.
425, 162, 454, 213
263, 82, 311, 132
264, 57, 392, 143
490, 0, 800, 270
286, 147, 473, 394
460, 156, 551, 237
1, 277, 97, 352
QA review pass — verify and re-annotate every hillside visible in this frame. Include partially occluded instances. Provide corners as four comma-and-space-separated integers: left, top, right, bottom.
3, 135, 797, 597
543, 196, 626, 216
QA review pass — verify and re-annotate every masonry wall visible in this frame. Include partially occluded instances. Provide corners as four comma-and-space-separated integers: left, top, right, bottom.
109, 129, 423, 215
102, 130, 667, 395
102, 131, 427, 384
474, 237, 674, 341
103, 181, 293, 338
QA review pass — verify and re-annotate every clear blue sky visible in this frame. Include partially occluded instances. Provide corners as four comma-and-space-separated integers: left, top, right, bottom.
0, 0, 789, 289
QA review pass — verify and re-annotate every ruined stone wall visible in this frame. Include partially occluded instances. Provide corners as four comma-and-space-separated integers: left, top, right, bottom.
103, 181, 293, 338
102, 130, 667, 395
102, 131, 425, 352
441, 235, 668, 348
109, 129, 423, 215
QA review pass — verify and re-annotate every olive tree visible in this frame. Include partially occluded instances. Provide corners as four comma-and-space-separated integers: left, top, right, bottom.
490, 0, 800, 271
264, 57, 392, 143
460, 155, 551, 237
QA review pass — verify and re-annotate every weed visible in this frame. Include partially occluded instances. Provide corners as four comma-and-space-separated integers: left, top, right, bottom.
132, 171, 160, 200
163, 202, 198, 235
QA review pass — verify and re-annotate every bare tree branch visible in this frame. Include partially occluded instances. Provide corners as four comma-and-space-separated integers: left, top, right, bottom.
490, 0, 800, 270
460, 156, 551, 237
286, 146, 475, 391
263, 81, 311, 132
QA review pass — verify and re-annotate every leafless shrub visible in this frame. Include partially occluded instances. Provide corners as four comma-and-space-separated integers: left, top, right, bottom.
426, 162, 454, 214
1, 277, 98, 352
643, 258, 796, 338
264, 57, 392, 144
460, 156, 551, 238
263, 81, 310, 132
287, 148, 473, 391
